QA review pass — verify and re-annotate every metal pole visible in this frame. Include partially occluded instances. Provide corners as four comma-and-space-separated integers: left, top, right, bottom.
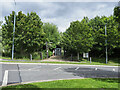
12, 0, 16, 60
105, 24, 108, 64
46, 42, 48, 58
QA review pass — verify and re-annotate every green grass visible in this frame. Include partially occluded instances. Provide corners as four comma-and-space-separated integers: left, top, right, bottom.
0, 56, 30, 60
2, 78, 119, 89
0, 56, 119, 66
0, 56, 11, 60
1, 60, 119, 66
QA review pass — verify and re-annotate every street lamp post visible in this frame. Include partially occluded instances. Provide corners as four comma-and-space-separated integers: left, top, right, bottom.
46, 42, 48, 58
12, 0, 16, 60
105, 23, 108, 64
46, 42, 53, 58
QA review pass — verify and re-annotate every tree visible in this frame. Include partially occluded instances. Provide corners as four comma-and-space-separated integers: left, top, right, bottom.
62, 17, 95, 60
0, 21, 3, 55
114, 2, 120, 24
2, 11, 46, 58
89, 15, 120, 57
42, 23, 60, 50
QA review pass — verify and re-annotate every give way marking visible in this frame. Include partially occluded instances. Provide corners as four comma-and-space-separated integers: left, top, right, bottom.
2, 70, 8, 86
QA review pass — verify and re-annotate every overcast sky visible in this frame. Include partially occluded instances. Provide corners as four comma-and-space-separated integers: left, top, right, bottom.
0, 0, 119, 32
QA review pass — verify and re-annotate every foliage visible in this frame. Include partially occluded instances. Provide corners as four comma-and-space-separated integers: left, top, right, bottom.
2, 11, 46, 58
89, 16, 120, 57
0, 21, 2, 54
42, 23, 61, 50
114, 5, 120, 24
62, 17, 95, 55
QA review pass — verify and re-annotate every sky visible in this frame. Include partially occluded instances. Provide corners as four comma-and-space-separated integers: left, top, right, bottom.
0, 0, 119, 32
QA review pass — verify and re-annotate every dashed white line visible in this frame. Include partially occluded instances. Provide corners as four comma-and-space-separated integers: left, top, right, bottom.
75, 67, 79, 70
54, 67, 61, 70
95, 68, 97, 70
28, 66, 41, 70
2, 70, 8, 86
8, 70, 40, 71
113, 69, 115, 71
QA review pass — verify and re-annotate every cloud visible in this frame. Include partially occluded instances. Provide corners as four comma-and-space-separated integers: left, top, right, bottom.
1, 0, 119, 2
1, 2, 117, 32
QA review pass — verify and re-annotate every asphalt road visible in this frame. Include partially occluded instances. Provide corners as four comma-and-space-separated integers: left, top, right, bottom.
0, 62, 119, 86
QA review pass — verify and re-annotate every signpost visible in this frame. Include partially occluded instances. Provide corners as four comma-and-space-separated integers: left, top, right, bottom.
83, 53, 89, 58
83, 53, 89, 61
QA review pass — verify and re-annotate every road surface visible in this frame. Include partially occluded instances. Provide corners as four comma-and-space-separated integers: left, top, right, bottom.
0, 62, 119, 86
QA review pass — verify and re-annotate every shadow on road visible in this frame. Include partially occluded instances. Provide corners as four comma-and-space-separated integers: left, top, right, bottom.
64, 67, 119, 78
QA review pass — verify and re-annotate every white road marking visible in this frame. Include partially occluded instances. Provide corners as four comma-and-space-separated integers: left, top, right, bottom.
0, 62, 118, 68
113, 69, 115, 71
2, 70, 8, 86
28, 66, 41, 70
54, 67, 61, 70
8, 70, 40, 71
95, 68, 97, 70
75, 67, 79, 70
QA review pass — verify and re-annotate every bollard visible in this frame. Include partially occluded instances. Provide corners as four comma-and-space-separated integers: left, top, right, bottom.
30, 54, 32, 61
90, 57, 91, 63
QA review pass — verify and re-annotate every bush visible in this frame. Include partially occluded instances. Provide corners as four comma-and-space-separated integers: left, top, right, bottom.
42, 50, 47, 59
32, 52, 40, 60
48, 50, 53, 57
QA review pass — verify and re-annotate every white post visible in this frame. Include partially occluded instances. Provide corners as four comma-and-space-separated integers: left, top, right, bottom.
77, 52, 79, 60
90, 57, 91, 63
30, 54, 32, 61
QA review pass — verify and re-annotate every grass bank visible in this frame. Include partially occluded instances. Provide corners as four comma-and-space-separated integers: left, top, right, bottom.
1, 60, 119, 66
2, 78, 119, 89
0, 56, 119, 66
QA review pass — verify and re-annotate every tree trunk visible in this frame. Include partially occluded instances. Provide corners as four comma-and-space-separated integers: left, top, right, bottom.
40, 52, 43, 60
77, 52, 79, 60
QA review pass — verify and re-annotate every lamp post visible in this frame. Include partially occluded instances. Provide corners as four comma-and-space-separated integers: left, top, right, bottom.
12, 0, 16, 60
46, 42, 53, 58
46, 42, 48, 58
105, 23, 108, 64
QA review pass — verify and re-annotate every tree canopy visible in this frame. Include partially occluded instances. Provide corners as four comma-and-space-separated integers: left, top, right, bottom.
2, 11, 46, 57
1, 2, 120, 60
62, 17, 95, 56
42, 23, 60, 50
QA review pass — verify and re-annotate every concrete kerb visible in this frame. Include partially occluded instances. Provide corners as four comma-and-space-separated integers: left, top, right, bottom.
0, 62, 119, 67
0, 62, 118, 67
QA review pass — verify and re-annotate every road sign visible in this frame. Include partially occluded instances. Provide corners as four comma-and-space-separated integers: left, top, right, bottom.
83, 53, 88, 58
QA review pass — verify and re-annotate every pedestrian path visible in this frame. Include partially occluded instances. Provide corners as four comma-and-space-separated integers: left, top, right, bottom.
41, 56, 80, 63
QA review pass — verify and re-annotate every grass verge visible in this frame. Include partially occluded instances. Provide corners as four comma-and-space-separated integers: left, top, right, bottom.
0, 56, 119, 66
1, 60, 119, 66
2, 78, 119, 89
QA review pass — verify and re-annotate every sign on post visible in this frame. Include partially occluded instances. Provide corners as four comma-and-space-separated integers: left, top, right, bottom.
83, 53, 89, 58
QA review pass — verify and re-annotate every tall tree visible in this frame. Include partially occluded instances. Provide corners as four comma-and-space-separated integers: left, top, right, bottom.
0, 21, 3, 55
62, 17, 95, 60
114, 2, 120, 24
42, 23, 60, 50
89, 15, 120, 57
2, 11, 46, 57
